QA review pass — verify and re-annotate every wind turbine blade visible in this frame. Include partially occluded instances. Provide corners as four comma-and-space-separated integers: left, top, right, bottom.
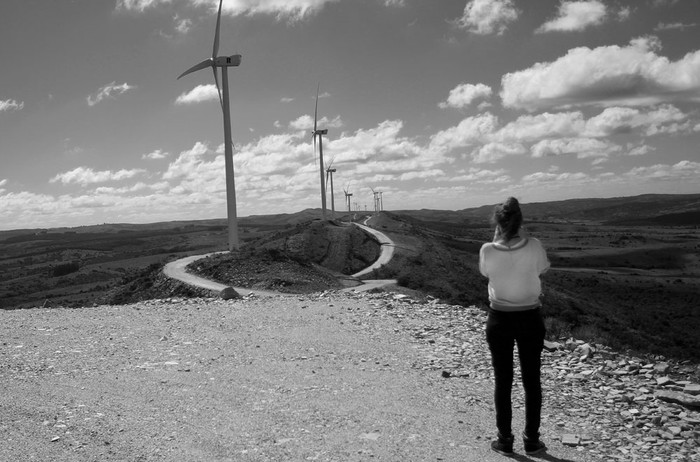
213, 0, 223, 58
212, 67, 224, 111
313, 82, 320, 133
177, 58, 212, 80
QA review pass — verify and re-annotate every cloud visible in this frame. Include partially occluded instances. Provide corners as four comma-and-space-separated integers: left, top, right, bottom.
624, 160, 700, 181
654, 22, 697, 32
495, 111, 585, 143
142, 149, 170, 160
87, 82, 135, 107
0, 99, 24, 112
162, 142, 217, 181
289, 114, 343, 131
457, 0, 519, 35
50, 167, 146, 186
175, 84, 220, 105
501, 37, 700, 111
530, 138, 620, 159
439, 83, 492, 109
118, 0, 339, 21
115, 0, 172, 11
471, 142, 526, 163
584, 105, 690, 137
429, 113, 499, 154
280, 97, 295, 103
536, 1, 607, 34
174, 14, 192, 34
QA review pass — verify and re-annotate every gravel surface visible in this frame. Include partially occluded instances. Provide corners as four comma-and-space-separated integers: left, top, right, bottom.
1, 290, 697, 461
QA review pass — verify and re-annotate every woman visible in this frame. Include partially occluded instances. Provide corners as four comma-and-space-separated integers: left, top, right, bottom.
479, 197, 549, 456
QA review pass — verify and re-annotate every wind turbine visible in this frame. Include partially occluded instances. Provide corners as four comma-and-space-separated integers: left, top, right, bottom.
343, 182, 353, 213
325, 157, 337, 217
370, 186, 380, 213
177, 0, 241, 251
312, 83, 328, 219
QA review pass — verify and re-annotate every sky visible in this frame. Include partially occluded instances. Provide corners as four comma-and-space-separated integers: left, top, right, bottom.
1, 0, 699, 230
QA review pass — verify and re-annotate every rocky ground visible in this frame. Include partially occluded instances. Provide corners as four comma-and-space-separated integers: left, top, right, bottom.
1, 289, 698, 461
362, 291, 700, 461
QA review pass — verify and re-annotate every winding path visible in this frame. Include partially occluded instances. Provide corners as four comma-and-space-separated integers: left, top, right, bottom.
163, 220, 398, 295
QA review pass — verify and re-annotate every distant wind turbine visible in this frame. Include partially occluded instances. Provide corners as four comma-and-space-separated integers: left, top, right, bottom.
370, 186, 380, 213
343, 182, 353, 213
177, 0, 241, 251
325, 157, 337, 217
312, 83, 328, 219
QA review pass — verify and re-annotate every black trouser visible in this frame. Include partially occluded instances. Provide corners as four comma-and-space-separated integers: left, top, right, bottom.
485, 307, 545, 439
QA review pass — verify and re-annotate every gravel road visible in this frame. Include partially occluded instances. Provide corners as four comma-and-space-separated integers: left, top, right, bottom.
0, 292, 594, 462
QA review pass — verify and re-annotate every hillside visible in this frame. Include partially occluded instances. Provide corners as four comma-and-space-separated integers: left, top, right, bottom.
395, 193, 700, 226
3, 193, 699, 362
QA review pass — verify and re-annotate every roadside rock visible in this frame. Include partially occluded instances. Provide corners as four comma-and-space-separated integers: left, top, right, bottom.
342, 290, 700, 462
219, 286, 240, 300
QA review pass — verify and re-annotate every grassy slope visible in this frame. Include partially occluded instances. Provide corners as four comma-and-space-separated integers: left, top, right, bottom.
372, 212, 700, 362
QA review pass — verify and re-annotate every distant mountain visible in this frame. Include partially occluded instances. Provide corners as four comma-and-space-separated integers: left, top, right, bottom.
396, 193, 700, 226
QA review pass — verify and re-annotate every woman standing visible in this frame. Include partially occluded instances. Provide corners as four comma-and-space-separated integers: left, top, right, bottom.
479, 197, 549, 456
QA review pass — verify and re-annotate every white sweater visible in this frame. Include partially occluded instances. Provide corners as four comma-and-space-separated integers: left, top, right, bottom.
479, 237, 550, 311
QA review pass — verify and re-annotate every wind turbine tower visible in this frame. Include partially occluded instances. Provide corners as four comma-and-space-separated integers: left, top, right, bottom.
370, 187, 381, 213
343, 183, 353, 213
312, 84, 328, 219
326, 161, 336, 216
177, 0, 241, 251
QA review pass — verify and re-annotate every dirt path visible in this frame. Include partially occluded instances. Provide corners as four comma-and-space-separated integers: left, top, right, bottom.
0, 292, 592, 462
163, 221, 398, 295
350, 223, 396, 281
163, 253, 278, 297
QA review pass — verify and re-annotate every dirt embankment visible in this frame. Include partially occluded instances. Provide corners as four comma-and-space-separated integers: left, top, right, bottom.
256, 220, 381, 275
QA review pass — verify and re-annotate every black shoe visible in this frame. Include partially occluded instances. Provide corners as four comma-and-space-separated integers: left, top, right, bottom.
523, 433, 547, 455
491, 433, 514, 456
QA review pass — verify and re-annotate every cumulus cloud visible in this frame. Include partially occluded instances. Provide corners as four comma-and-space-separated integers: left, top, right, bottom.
457, 0, 519, 35
175, 84, 220, 105
289, 114, 343, 131
142, 149, 170, 160
429, 113, 499, 154
584, 105, 690, 137
536, 1, 607, 34
495, 111, 585, 143
501, 36, 700, 111
50, 167, 146, 186
0, 99, 24, 112
624, 160, 700, 181
654, 22, 697, 32
439, 83, 492, 109
472, 142, 526, 163
174, 14, 192, 34
87, 82, 135, 107
530, 138, 620, 159
118, 0, 339, 21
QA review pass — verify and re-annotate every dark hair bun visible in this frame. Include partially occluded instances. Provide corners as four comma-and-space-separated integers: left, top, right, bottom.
493, 197, 523, 240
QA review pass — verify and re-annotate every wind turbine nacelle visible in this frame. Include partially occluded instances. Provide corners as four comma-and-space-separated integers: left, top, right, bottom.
315, 129, 328, 135
214, 55, 242, 67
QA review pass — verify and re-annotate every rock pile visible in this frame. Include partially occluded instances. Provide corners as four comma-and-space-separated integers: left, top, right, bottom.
332, 290, 700, 462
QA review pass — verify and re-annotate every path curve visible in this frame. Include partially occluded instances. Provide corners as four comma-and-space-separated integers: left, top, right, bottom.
163, 253, 277, 297
349, 222, 396, 280
163, 220, 398, 295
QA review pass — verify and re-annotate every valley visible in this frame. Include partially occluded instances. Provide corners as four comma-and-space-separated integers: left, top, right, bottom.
1, 193, 699, 362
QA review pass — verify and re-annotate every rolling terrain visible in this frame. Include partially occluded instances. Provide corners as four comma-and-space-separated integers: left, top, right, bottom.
1, 193, 699, 361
